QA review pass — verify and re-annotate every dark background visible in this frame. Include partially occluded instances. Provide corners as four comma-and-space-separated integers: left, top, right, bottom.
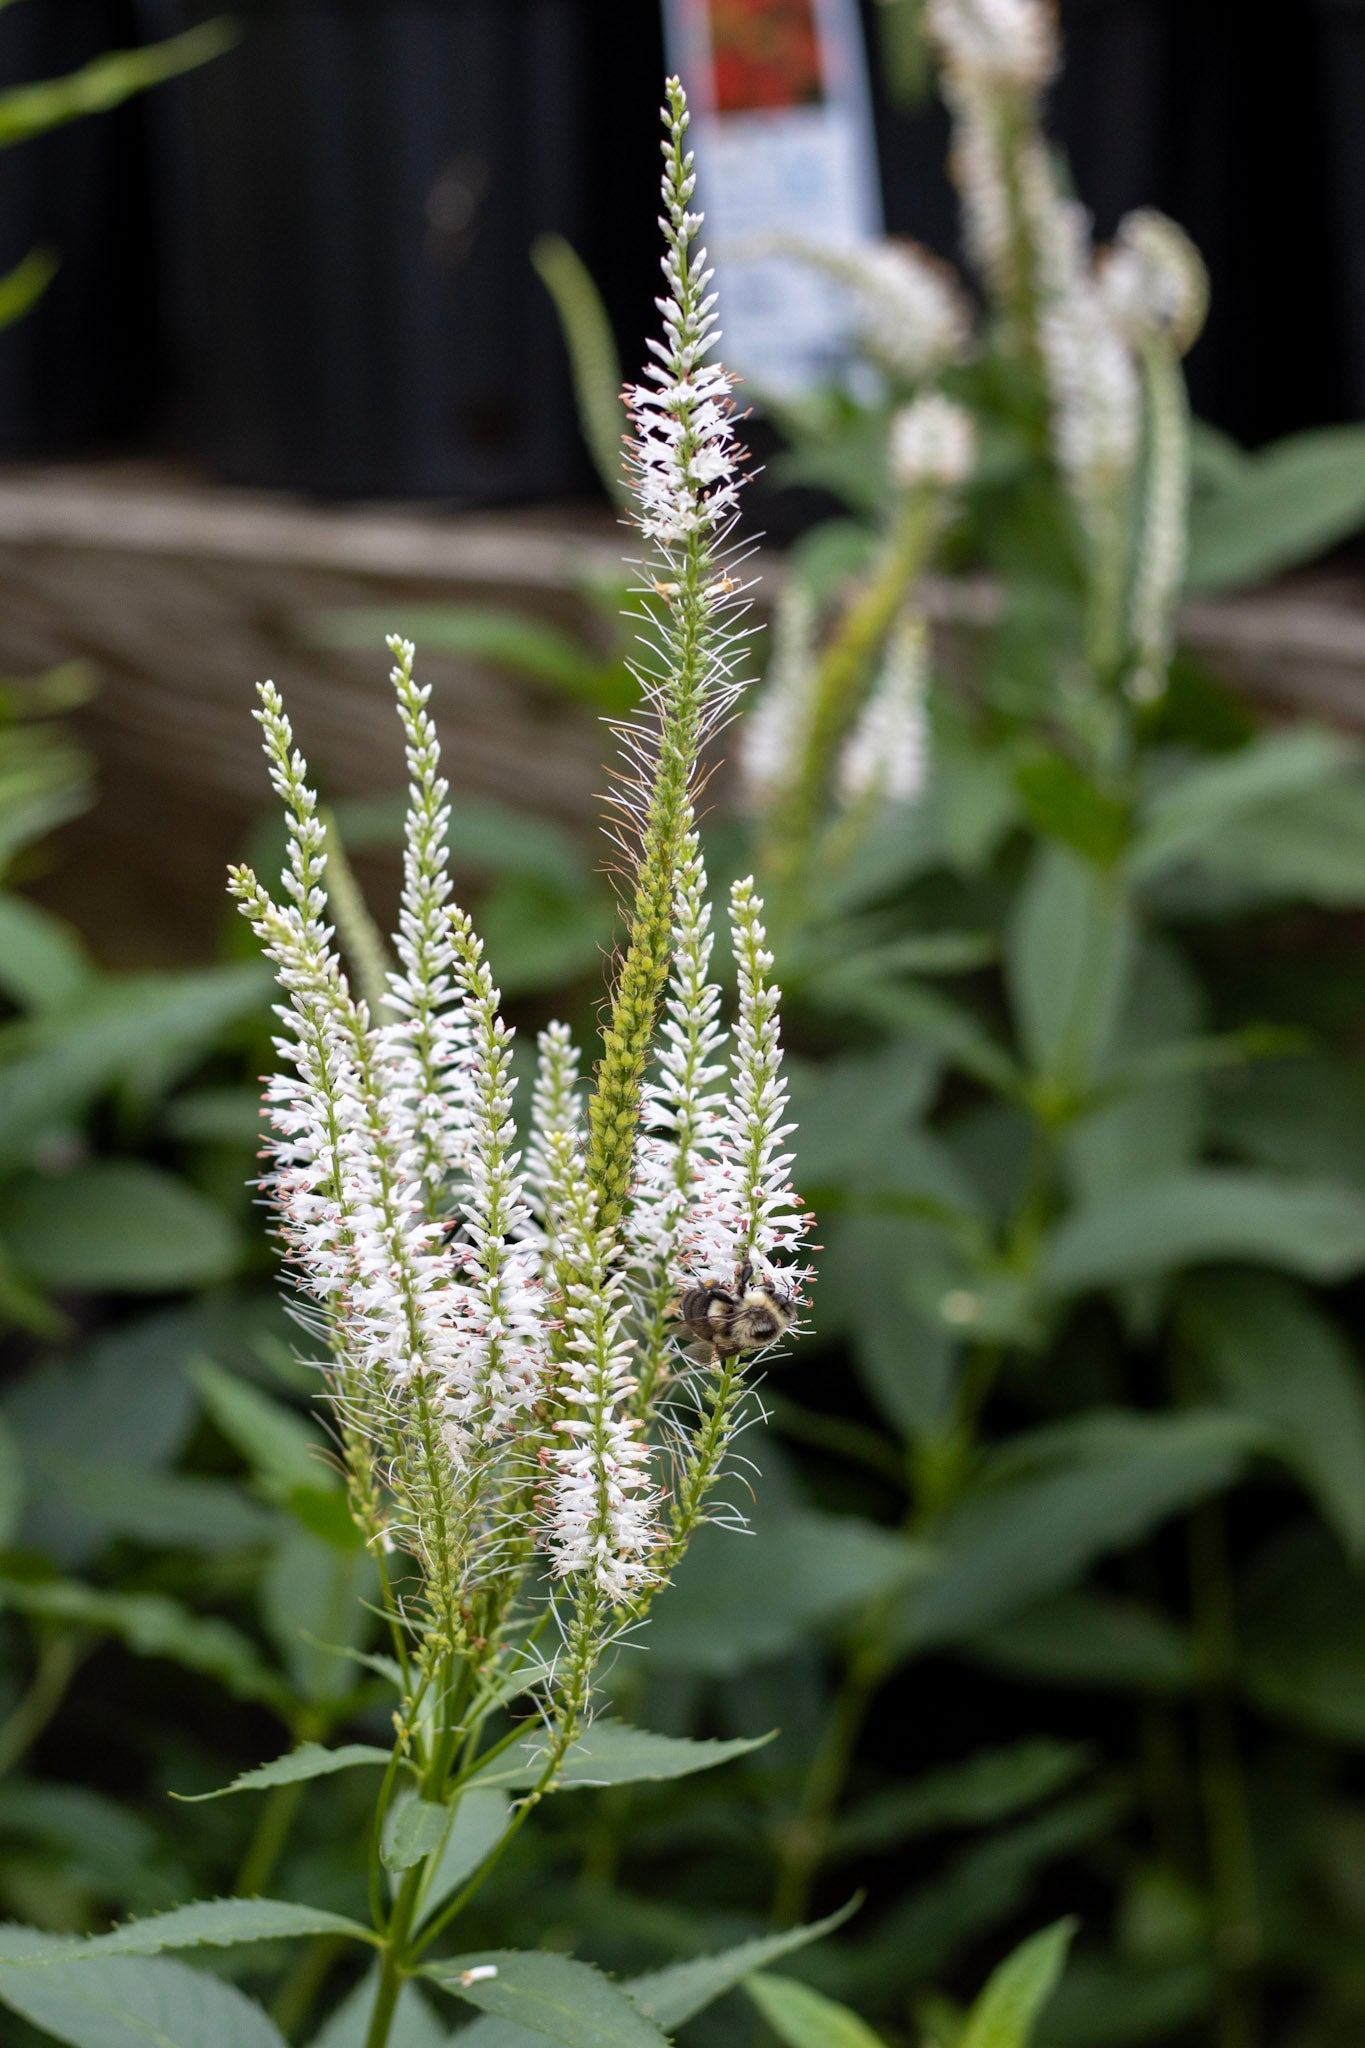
0, 0, 1359, 497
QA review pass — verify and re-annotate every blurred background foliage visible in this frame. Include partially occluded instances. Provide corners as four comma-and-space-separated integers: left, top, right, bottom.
4, 4, 1365, 2048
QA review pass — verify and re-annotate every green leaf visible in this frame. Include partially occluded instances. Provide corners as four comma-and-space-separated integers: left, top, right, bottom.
862, 1807, 1103, 1989
161, 1087, 263, 1148
0, 1937, 287, 2048
477, 875, 613, 999
1006, 845, 1134, 1086
1014, 752, 1130, 867
3, 1297, 281, 1567
1063, 937, 1205, 1208
191, 1362, 331, 1501
746, 1974, 885, 2048
470, 1720, 775, 1792
1182, 1271, 1365, 1553
424, 1951, 669, 2048
962, 1590, 1197, 1694
0, 1578, 285, 1707
23, 1454, 278, 1554
818, 1214, 959, 1439
312, 606, 629, 711
831, 1741, 1091, 1857
0, 245, 59, 331
627, 1901, 861, 2030
649, 1513, 930, 1675
1240, 1526, 1365, 1745
786, 1043, 942, 1189
959, 1918, 1077, 2048
1035, 1956, 1213, 2048
333, 793, 587, 891
0, 1412, 21, 1550
0, 1163, 242, 1292
382, 1793, 449, 1874
895, 1413, 1255, 1650
175, 1740, 393, 1803
0, 892, 91, 1011
1182, 776, 1365, 907
261, 1522, 376, 1702
807, 972, 1020, 1096
0, 23, 236, 146
531, 233, 629, 510
0, 1899, 374, 1964
419, 1789, 511, 1916
1208, 1054, 1365, 1187
0, 962, 271, 1170
1044, 1170, 1365, 1294
1186, 424, 1365, 589
1131, 727, 1348, 877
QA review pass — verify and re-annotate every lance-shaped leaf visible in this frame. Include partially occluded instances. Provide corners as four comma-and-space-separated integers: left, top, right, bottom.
175, 1740, 395, 1803
0, 1937, 287, 2048
627, 1900, 861, 2030
959, 1917, 1077, 2048
0, 1898, 374, 1966
468, 1720, 774, 1792
423, 1951, 669, 2048
745, 1974, 885, 2048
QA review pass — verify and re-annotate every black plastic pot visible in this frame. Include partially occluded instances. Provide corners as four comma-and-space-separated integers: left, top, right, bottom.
0, 0, 162, 454
140, 0, 595, 501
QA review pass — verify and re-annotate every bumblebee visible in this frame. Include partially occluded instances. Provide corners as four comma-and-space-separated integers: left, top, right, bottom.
678, 1262, 795, 1360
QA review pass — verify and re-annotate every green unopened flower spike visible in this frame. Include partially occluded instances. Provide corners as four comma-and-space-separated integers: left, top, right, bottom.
587, 74, 754, 1232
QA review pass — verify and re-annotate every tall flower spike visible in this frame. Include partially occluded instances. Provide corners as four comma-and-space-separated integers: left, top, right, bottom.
381, 637, 474, 1199
588, 76, 752, 1231
1098, 211, 1208, 702
438, 913, 548, 1452
837, 611, 931, 810
684, 878, 813, 1300
229, 688, 466, 1627
524, 1021, 583, 1246
547, 1143, 663, 1603
627, 833, 731, 1411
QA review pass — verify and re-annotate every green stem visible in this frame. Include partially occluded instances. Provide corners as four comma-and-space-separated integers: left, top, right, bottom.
770, 1645, 883, 1929
234, 1776, 307, 1900
270, 1931, 348, 2041
364, 1862, 425, 2048
1189, 1499, 1260, 2048
0, 1630, 82, 1778
763, 490, 937, 908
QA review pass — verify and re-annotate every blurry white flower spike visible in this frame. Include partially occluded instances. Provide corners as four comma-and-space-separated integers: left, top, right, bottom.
838, 613, 932, 809
926, 0, 1058, 86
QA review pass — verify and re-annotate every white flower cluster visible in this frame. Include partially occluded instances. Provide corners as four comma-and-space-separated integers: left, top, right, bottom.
624, 95, 740, 548
631, 843, 814, 1311
233, 654, 811, 1610
837, 612, 931, 809
890, 392, 977, 491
